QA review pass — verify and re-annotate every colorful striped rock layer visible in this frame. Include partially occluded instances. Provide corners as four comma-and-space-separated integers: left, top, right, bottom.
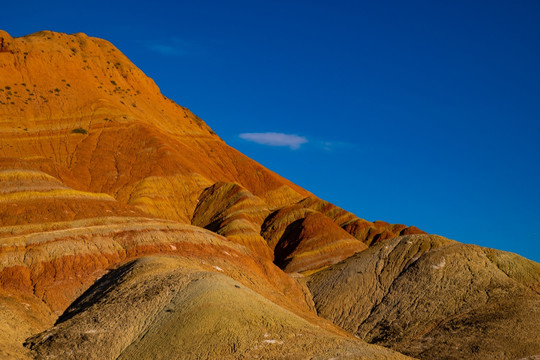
0, 30, 538, 360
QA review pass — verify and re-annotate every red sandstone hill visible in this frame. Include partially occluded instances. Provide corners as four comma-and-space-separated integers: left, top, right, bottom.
0, 30, 538, 360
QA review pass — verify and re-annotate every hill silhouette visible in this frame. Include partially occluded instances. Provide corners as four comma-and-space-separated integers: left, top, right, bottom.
0, 30, 538, 360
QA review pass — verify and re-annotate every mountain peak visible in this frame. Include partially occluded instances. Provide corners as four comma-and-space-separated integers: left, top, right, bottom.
0, 30, 309, 219
0, 30, 537, 360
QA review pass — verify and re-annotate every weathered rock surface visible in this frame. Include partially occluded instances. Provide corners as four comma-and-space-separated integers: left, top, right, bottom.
0, 292, 55, 360
0, 29, 538, 360
25, 256, 413, 360
192, 181, 272, 259
0, 30, 309, 224
306, 234, 540, 359
298, 197, 425, 245
261, 205, 367, 273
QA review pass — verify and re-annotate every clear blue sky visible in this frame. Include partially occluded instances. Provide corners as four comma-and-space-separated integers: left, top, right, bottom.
3, 0, 539, 262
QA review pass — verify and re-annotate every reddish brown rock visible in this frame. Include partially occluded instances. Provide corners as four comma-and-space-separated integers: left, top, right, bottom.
297, 197, 426, 245
261, 205, 366, 273
0, 29, 537, 360
0, 30, 309, 225
192, 182, 273, 259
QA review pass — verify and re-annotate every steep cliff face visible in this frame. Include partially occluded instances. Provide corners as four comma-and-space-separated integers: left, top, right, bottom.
0, 30, 538, 360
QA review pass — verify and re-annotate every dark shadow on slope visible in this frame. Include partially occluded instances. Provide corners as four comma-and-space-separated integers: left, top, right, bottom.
54, 260, 139, 325
273, 219, 304, 269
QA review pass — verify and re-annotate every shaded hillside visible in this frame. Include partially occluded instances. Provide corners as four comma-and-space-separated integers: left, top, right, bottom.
306, 234, 540, 359
261, 204, 367, 273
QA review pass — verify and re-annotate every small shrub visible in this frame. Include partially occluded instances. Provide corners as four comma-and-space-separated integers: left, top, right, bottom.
111, 80, 117, 86
71, 127, 88, 135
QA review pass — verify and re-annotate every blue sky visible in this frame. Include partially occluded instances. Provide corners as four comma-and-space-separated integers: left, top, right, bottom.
3, 0, 539, 262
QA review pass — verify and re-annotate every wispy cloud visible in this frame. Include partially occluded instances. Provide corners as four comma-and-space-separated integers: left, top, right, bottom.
239, 132, 308, 150
319, 140, 355, 152
148, 44, 184, 56
147, 37, 194, 57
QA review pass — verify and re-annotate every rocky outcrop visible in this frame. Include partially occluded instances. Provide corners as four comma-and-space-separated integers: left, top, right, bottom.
306, 234, 540, 359
261, 205, 366, 273
192, 182, 272, 259
0, 30, 12, 53
298, 197, 425, 245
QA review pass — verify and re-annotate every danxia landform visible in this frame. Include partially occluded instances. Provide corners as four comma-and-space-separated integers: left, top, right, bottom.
0, 30, 538, 360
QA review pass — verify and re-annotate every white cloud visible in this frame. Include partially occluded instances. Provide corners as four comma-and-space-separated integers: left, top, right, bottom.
239, 132, 308, 150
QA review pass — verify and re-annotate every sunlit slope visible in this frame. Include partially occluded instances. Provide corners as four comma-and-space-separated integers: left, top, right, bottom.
261, 204, 367, 273
0, 166, 315, 359
297, 197, 425, 245
0, 166, 146, 226
0, 29, 309, 223
0, 29, 425, 272
4, 28, 535, 360
192, 182, 273, 259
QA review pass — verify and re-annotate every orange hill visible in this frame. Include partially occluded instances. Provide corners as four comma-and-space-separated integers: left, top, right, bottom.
1, 30, 534, 360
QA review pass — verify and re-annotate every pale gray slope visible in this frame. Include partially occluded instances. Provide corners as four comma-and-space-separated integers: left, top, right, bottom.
306, 234, 540, 360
